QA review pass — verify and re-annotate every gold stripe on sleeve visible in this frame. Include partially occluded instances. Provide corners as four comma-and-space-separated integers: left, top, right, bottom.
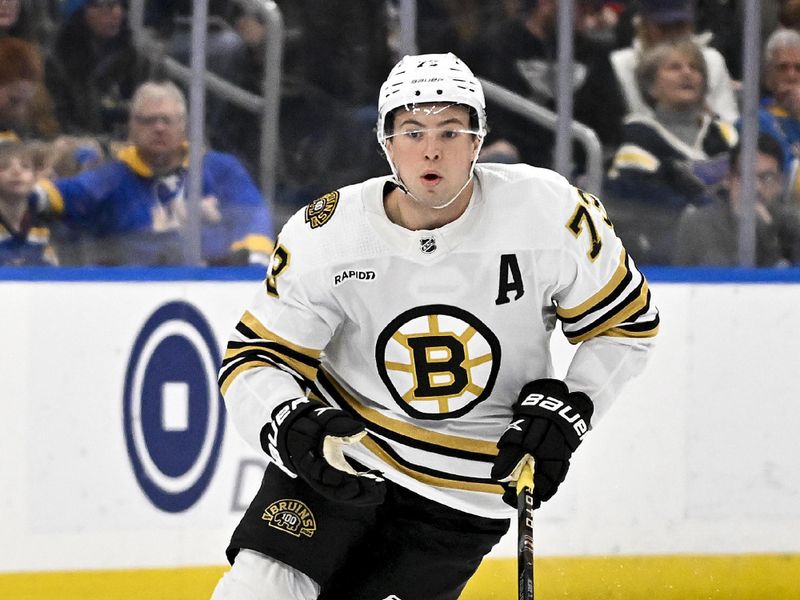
240, 311, 323, 360
567, 279, 651, 344
219, 360, 270, 395
218, 312, 323, 394
557, 249, 629, 320
223, 343, 319, 382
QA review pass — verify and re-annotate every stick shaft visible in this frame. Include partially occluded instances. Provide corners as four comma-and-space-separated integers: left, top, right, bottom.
516, 460, 535, 600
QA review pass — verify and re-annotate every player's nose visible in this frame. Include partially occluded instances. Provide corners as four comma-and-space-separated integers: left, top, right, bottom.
423, 137, 441, 160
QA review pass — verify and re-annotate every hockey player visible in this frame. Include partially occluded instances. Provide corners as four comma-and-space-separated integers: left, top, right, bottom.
211, 53, 659, 599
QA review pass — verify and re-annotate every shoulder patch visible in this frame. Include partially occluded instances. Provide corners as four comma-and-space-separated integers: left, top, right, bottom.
305, 191, 340, 229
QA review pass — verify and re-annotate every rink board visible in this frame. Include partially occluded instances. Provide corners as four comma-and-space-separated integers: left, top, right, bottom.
1, 267, 799, 598
2, 554, 799, 599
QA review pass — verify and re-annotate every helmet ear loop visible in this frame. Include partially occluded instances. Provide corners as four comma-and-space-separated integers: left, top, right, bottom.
470, 134, 485, 173
379, 136, 407, 193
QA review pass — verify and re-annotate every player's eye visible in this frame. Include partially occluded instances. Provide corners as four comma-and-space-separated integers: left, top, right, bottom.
403, 130, 424, 140
441, 129, 461, 140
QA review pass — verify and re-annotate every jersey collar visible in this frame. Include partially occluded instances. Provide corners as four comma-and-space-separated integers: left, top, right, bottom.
117, 143, 191, 178
363, 173, 484, 260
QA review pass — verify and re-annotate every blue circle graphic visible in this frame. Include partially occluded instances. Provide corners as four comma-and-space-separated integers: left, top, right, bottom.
123, 301, 225, 512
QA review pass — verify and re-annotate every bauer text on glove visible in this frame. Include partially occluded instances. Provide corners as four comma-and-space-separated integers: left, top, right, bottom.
491, 379, 593, 508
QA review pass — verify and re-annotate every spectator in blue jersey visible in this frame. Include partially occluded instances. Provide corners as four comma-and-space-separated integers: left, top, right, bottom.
605, 37, 738, 265
0, 141, 57, 266
756, 28, 800, 197
34, 80, 274, 266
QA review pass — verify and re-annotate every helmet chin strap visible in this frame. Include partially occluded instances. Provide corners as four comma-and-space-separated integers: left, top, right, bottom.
383, 137, 484, 211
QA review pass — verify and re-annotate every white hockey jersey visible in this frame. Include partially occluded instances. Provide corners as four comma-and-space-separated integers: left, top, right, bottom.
219, 163, 659, 518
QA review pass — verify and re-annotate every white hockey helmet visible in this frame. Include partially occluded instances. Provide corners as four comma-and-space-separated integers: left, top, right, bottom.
376, 52, 487, 146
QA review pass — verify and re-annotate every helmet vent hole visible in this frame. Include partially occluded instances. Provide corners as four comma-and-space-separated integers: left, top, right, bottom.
437, 89, 443, 95
415, 91, 421, 96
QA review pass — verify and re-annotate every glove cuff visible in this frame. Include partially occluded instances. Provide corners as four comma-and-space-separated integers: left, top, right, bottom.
259, 397, 319, 474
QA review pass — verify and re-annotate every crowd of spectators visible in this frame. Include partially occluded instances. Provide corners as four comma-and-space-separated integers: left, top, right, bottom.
3, 0, 800, 268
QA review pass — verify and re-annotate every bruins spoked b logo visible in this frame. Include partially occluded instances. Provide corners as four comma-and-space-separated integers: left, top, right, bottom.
376, 305, 500, 420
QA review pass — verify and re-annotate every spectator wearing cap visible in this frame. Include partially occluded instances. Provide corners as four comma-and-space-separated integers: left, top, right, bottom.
45, 0, 147, 138
0, 36, 58, 141
33, 80, 274, 266
609, 0, 739, 122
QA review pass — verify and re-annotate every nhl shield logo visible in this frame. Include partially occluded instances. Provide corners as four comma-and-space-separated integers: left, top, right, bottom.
305, 191, 340, 229
419, 235, 437, 254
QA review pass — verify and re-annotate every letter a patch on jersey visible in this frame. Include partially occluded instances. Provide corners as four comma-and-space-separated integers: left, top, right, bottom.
305, 191, 340, 229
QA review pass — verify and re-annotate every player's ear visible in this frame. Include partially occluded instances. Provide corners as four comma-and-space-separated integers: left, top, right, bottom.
471, 135, 481, 161
384, 139, 396, 162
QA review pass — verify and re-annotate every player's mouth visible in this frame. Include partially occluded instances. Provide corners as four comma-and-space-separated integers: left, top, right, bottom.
420, 171, 442, 186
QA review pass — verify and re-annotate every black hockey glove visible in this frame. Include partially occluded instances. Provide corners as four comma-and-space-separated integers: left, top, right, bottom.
491, 379, 593, 509
261, 397, 386, 506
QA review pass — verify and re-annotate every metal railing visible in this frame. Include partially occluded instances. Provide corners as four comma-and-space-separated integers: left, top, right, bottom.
127, 0, 283, 211
479, 79, 604, 195
393, 0, 764, 267
123, 0, 762, 266
395, 2, 601, 193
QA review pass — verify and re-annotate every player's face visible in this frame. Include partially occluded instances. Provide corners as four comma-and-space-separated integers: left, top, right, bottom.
385, 104, 481, 210
129, 97, 186, 159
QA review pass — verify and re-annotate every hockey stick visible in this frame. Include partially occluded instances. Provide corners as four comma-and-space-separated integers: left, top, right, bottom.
516, 459, 535, 600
